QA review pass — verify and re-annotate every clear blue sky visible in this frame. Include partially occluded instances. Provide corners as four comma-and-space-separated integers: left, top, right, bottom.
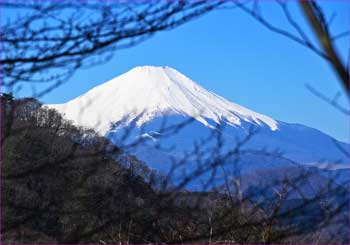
12, 1, 350, 142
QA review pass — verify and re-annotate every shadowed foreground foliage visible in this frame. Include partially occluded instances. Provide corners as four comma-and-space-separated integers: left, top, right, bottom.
1, 94, 348, 244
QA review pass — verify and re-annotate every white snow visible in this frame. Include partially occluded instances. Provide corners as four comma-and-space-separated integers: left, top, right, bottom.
48, 66, 279, 133
140, 133, 158, 142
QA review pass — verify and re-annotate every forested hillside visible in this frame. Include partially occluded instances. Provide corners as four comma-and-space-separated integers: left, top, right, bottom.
1, 94, 348, 244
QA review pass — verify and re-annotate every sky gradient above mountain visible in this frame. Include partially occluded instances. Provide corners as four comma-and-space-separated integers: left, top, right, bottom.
13, 1, 349, 142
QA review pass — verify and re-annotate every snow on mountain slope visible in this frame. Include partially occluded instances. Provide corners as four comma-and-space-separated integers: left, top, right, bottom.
49, 66, 349, 175
49, 66, 278, 133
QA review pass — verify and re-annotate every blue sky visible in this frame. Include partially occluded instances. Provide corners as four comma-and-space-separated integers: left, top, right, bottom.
11, 1, 350, 142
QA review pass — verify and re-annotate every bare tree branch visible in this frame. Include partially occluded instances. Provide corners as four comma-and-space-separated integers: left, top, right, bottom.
300, 1, 349, 96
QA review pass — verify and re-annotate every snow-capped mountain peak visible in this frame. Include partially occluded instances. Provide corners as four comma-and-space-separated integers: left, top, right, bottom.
49, 66, 278, 133
48, 66, 349, 172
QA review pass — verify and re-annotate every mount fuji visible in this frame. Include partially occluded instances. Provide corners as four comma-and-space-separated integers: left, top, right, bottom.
49, 66, 349, 188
